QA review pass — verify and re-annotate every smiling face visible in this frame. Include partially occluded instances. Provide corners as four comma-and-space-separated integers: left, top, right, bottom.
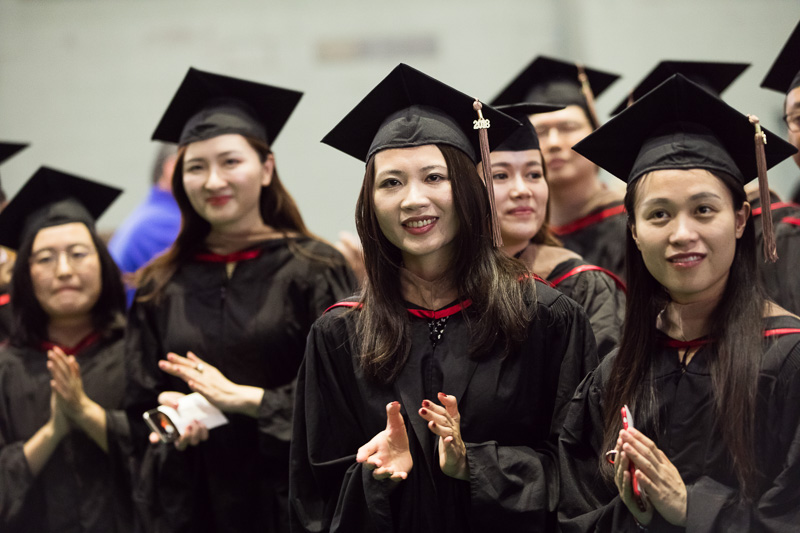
372, 144, 459, 272
181, 133, 273, 233
630, 169, 749, 304
530, 105, 596, 189
30, 222, 102, 321
488, 149, 548, 255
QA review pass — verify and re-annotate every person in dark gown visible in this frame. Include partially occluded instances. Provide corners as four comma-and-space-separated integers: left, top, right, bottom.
558, 74, 800, 532
491, 56, 627, 278
757, 19, 800, 315
0, 168, 132, 532
486, 103, 625, 360
289, 63, 599, 533
0, 142, 29, 344
123, 68, 356, 533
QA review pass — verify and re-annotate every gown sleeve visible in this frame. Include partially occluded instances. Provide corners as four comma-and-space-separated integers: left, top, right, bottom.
562, 270, 625, 361
0, 379, 34, 524
258, 255, 357, 457
289, 311, 399, 533
464, 294, 600, 532
682, 341, 800, 533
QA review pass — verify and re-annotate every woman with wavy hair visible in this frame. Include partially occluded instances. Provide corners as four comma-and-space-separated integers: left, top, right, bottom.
124, 68, 355, 532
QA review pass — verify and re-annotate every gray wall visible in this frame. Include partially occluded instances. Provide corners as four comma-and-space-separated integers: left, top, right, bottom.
1, 0, 798, 240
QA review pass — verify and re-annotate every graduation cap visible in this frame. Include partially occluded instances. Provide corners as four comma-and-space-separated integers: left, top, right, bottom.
761, 20, 800, 93
490, 56, 620, 129
573, 73, 797, 262
322, 63, 523, 246
152, 67, 303, 147
493, 103, 564, 152
0, 167, 122, 250
611, 60, 749, 115
0, 142, 27, 167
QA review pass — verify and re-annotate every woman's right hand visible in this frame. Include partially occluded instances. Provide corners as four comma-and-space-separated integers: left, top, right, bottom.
148, 391, 210, 451
613, 432, 654, 526
356, 401, 412, 482
49, 389, 71, 439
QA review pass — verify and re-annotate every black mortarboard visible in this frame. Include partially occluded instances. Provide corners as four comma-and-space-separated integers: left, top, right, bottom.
573, 74, 797, 262
152, 67, 303, 147
611, 60, 749, 115
573, 74, 795, 185
493, 103, 563, 152
0, 167, 122, 250
0, 143, 27, 167
322, 63, 523, 164
761, 20, 800, 93
491, 56, 620, 128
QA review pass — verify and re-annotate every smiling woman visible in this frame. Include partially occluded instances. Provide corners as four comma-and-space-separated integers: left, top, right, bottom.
0, 168, 133, 533
290, 64, 598, 533
558, 74, 800, 533
124, 68, 355, 533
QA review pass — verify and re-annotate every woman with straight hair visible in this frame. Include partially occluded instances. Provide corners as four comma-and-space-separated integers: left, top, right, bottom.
557, 74, 800, 532
485, 103, 625, 359
124, 68, 355, 533
0, 168, 133, 532
289, 64, 598, 533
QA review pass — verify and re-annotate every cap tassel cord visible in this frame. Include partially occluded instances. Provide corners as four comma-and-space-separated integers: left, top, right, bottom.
749, 115, 778, 263
626, 90, 635, 109
473, 99, 503, 247
577, 64, 601, 129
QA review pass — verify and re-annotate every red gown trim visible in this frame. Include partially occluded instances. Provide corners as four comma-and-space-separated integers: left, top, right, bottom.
551, 204, 626, 236
194, 248, 262, 263
751, 201, 800, 217
549, 264, 627, 293
41, 331, 102, 356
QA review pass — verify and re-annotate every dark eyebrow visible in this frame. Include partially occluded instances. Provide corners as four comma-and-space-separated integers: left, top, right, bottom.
641, 191, 724, 207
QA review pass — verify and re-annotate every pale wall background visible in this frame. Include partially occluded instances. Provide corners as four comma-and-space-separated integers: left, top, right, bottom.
1, 0, 799, 240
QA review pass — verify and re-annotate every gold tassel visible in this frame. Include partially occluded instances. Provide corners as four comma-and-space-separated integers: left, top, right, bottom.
626, 90, 635, 109
748, 115, 778, 262
577, 64, 600, 129
473, 99, 503, 247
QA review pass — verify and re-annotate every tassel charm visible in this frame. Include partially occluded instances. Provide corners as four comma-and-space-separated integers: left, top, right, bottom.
748, 114, 778, 263
577, 64, 601, 129
473, 99, 503, 248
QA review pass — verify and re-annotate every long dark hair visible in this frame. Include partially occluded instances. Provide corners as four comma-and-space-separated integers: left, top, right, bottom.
136, 135, 320, 302
355, 144, 535, 384
601, 171, 763, 501
10, 222, 126, 347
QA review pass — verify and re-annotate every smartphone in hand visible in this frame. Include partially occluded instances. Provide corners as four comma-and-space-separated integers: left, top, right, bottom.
621, 404, 647, 508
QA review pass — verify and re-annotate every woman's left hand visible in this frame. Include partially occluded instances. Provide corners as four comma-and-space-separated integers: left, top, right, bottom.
620, 428, 687, 527
158, 351, 264, 417
418, 392, 469, 481
47, 347, 89, 418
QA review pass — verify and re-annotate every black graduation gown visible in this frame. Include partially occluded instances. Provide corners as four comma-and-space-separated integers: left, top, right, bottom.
758, 206, 800, 314
558, 315, 800, 532
0, 328, 133, 533
0, 288, 11, 345
289, 282, 599, 533
551, 201, 628, 280
547, 257, 626, 360
124, 237, 355, 533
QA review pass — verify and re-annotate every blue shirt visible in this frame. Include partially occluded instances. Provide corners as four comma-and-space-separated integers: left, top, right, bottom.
109, 186, 181, 306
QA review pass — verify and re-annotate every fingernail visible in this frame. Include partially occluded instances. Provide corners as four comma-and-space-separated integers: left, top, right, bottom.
391, 401, 400, 407
420, 408, 428, 415
438, 392, 447, 397
422, 400, 430, 408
